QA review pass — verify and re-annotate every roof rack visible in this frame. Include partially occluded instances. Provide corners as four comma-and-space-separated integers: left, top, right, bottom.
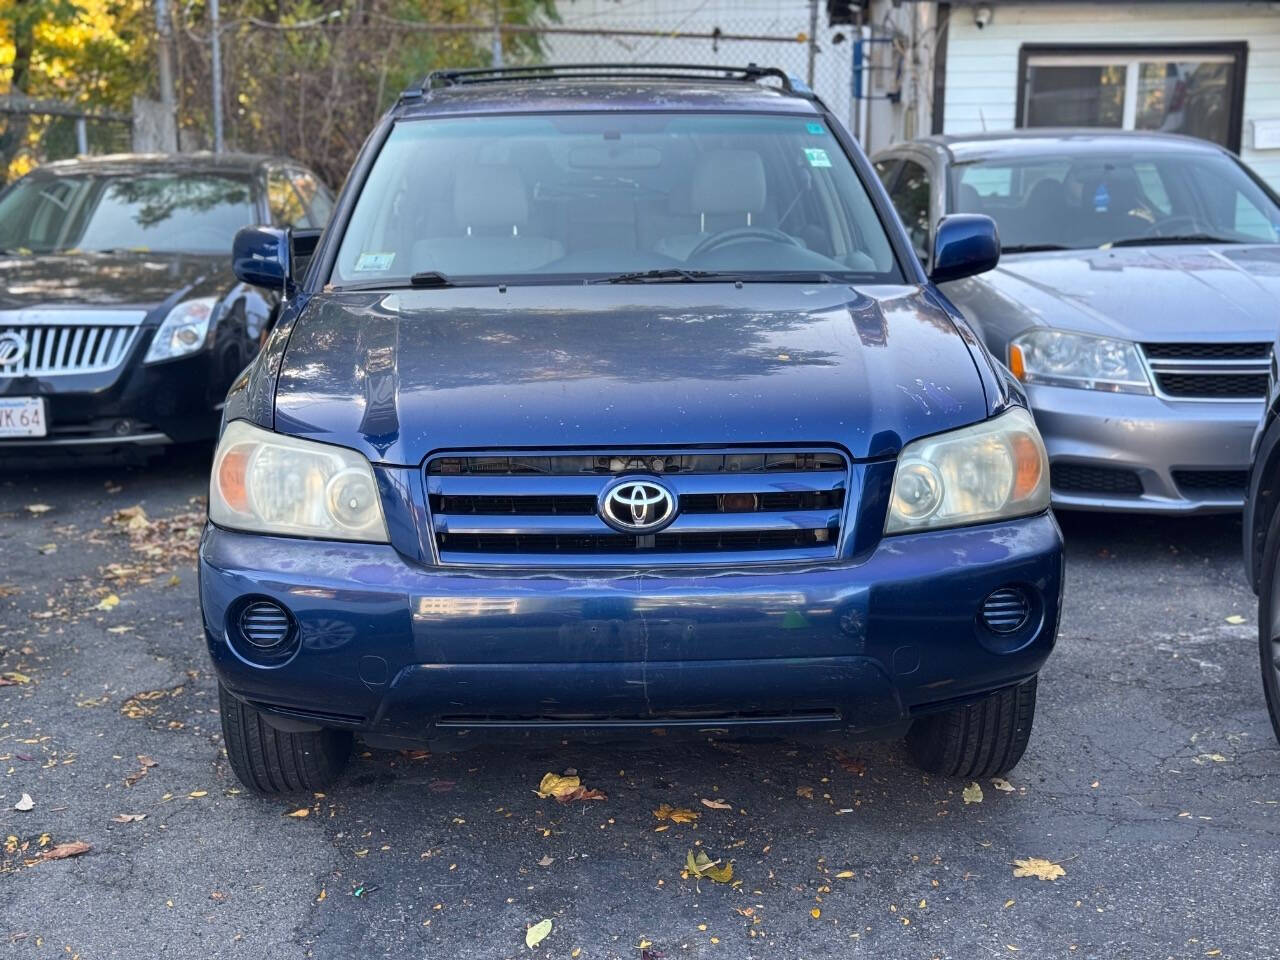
416, 62, 798, 97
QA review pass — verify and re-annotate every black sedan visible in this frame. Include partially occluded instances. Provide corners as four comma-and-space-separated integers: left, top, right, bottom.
0, 153, 331, 455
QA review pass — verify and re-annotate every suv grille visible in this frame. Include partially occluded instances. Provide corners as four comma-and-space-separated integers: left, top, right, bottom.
1142, 342, 1271, 400
427, 450, 849, 566
0, 310, 144, 377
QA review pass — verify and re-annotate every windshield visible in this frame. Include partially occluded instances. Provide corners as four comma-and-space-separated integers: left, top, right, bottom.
949, 149, 1280, 250
0, 172, 256, 255
331, 112, 901, 285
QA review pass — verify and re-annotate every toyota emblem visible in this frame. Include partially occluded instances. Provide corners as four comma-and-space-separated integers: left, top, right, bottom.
600, 476, 678, 533
0, 331, 25, 369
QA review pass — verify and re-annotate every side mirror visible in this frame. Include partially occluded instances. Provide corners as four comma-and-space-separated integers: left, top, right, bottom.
929, 214, 1000, 284
233, 225, 291, 290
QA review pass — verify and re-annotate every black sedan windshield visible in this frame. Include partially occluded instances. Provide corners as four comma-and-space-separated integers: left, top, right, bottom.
0, 172, 255, 255
332, 112, 901, 285
950, 149, 1280, 250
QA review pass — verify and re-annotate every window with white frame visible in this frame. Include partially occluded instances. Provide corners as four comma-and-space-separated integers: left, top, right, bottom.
1018, 45, 1246, 150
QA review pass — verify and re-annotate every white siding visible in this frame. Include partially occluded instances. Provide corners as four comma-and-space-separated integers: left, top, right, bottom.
540, 0, 857, 132
943, 1, 1280, 184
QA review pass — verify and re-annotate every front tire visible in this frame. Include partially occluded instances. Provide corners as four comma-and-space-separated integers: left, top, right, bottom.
905, 678, 1037, 778
1256, 503, 1280, 745
219, 683, 352, 793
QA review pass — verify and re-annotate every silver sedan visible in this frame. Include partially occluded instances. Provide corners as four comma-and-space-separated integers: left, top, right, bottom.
873, 130, 1277, 513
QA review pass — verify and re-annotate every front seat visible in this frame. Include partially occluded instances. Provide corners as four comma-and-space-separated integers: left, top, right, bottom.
413, 164, 563, 275
655, 149, 768, 261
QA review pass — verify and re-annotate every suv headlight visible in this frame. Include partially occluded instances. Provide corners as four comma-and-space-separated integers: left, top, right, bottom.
145, 297, 218, 363
1009, 329, 1151, 394
886, 407, 1050, 534
210, 420, 389, 542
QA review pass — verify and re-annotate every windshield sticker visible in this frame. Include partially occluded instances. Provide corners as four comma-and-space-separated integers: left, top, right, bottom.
804, 148, 832, 168
1093, 183, 1110, 212
806, 122, 826, 135
354, 252, 395, 272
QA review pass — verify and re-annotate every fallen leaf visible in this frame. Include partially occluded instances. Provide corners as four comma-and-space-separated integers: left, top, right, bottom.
963, 782, 984, 804
685, 849, 733, 883
1225, 614, 1246, 625
37, 543, 56, 555
1, 672, 31, 685
654, 803, 699, 824
534, 772, 580, 799
315, 888, 327, 903
94, 594, 120, 612
700, 798, 732, 810
525, 918, 553, 949
188, 790, 208, 798
537, 855, 554, 867
25, 503, 53, 514
14, 793, 34, 812
40, 841, 91, 861
285, 808, 310, 818
835, 870, 854, 878
992, 778, 1015, 792
166, 574, 181, 587
810, 908, 821, 919
796, 785, 814, 799
1012, 857, 1065, 881
111, 813, 146, 823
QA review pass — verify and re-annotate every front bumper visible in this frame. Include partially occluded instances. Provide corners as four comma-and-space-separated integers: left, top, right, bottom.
1028, 383, 1262, 513
0, 350, 223, 452
200, 513, 1063, 744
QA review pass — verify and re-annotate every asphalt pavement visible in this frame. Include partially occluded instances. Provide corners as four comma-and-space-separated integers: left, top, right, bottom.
1, 449, 1277, 960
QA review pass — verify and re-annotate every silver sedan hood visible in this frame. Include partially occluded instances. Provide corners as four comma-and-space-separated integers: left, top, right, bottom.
965, 245, 1280, 342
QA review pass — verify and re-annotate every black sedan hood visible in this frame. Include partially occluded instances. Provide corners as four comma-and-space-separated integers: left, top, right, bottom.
0, 250, 230, 310
273, 283, 990, 465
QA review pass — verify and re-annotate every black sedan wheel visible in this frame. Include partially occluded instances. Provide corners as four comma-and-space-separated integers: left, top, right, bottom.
1258, 506, 1280, 745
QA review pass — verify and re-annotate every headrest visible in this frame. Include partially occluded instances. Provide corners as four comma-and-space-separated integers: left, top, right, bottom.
454, 164, 528, 230
956, 183, 983, 213
690, 150, 767, 215
1025, 177, 1065, 208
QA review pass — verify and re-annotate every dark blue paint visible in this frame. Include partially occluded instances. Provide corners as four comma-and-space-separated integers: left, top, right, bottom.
272, 284, 990, 465
929, 214, 1001, 285
232, 225, 291, 292
202, 513, 1061, 738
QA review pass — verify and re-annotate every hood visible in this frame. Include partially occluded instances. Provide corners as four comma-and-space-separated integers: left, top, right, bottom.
975, 245, 1280, 341
273, 283, 989, 465
0, 250, 230, 310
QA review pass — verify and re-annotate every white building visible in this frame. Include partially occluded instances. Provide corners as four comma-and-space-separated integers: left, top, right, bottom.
868, 0, 1280, 185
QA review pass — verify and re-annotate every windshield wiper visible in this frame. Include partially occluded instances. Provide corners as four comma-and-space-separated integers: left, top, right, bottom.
591, 268, 840, 284
1106, 234, 1243, 248
1001, 243, 1071, 254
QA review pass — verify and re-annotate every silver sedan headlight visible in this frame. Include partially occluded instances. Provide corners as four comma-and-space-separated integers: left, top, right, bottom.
886, 407, 1050, 534
145, 297, 219, 363
1009, 329, 1151, 394
210, 420, 389, 542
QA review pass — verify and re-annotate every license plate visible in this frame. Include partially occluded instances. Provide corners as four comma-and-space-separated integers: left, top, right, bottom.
0, 397, 47, 438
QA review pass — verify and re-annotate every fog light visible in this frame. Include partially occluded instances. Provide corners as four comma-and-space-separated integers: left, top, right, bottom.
239, 600, 292, 649
980, 587, 1031, 635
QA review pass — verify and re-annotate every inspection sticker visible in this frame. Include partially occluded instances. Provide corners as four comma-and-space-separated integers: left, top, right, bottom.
804, 148, 832, 168
354, 252, 396, 272
806, 122, 826, 135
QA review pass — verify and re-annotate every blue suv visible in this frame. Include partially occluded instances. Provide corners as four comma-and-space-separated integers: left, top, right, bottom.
202, 64, 1063, 793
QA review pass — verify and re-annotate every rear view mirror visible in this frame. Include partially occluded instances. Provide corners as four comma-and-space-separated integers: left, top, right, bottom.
233, 225, 291, 290
929, 214, 1000, 284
